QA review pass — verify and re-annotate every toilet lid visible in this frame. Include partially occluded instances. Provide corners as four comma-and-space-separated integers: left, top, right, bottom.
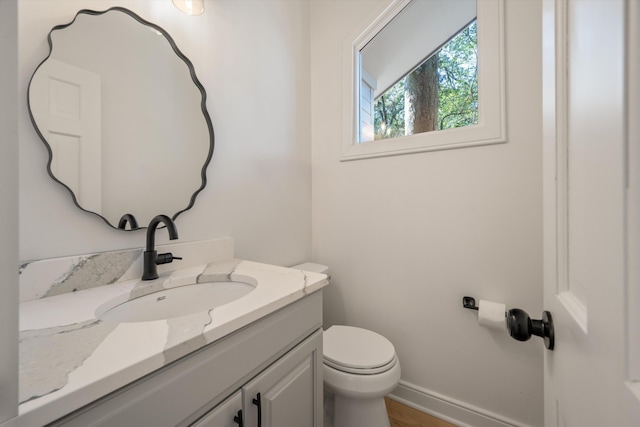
323, 326, 396, 373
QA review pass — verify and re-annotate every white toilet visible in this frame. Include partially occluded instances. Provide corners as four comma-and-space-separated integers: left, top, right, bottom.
290, 263, 401, 427
323, 325, 401, 427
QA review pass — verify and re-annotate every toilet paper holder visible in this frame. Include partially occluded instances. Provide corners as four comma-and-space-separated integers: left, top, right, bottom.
462, 296, 480, 310
462, 296, 555, 350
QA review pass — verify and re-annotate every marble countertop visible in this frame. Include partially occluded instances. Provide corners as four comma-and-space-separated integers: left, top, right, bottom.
18, 253, 328, 426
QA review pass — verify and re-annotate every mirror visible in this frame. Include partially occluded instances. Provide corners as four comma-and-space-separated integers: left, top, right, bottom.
28, 7, 214, 229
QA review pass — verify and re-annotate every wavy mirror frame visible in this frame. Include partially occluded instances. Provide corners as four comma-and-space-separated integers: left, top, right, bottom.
27, 7, 214, 230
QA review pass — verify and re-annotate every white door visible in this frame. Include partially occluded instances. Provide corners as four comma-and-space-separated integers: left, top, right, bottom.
542, 0, 640, 426
29, 57, 102, 214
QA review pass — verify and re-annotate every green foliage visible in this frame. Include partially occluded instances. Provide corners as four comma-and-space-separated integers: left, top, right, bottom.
374, 83, 405, 139
438, 20, 478, 130
373, 20, 478, 140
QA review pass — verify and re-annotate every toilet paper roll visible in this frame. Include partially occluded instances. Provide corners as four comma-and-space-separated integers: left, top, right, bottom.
478, 300, 506, 331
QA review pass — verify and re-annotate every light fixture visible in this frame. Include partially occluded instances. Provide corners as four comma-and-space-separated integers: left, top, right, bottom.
172, 0, 204, 16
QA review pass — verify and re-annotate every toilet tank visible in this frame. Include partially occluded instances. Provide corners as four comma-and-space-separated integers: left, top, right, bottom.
290, 263, 330, 279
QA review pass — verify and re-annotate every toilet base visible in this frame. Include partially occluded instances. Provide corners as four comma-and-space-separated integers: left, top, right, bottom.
334, 394, 390, 427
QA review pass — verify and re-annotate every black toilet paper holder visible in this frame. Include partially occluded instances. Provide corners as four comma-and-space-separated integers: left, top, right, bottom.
462, 296, 479, 310
462, 296, 555, 351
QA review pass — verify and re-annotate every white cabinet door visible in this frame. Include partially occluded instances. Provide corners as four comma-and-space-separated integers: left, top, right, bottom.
191, 392, 242, 427
243, 330, 322, 427
542, 0, 640, 425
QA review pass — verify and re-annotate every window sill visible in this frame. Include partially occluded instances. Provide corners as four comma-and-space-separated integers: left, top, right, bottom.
340, 122, 506, 162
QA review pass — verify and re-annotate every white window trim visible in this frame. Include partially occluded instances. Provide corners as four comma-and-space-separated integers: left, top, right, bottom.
341, 0, 506, 161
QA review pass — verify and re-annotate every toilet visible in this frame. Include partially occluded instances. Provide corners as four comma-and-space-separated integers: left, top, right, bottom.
323, 325, 401, 427
291, 263, 401, 427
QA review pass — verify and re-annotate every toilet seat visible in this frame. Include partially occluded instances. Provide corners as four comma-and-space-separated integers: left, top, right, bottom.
323, 326, 397, 375
325, 354, 398, 375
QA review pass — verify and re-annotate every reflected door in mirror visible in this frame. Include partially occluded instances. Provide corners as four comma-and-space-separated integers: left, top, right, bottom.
30, 58, 102, 213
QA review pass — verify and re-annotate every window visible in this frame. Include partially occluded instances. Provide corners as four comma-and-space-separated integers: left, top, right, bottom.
342, 0, 506, 161
370, 20, 478, 141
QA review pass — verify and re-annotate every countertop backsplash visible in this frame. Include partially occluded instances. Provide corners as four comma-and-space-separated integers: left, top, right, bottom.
18, 238, 235, 303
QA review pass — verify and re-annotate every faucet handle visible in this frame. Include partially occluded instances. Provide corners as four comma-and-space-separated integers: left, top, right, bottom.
156, 252, 182, 265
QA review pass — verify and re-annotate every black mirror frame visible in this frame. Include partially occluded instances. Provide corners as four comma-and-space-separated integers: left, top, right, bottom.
27, 7, 215, 231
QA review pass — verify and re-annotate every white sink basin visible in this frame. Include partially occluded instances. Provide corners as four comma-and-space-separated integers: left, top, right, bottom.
98, 281, 256, 323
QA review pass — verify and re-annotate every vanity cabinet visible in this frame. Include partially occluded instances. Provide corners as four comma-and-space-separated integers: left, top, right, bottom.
193, 330, 321, 427
50, 291, 323, 427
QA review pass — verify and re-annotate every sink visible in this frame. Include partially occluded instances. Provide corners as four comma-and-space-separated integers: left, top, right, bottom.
98, 281, 256, 323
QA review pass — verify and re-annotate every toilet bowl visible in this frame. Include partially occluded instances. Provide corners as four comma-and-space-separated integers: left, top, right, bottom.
323, 325, 401, 427
289, 263, 400, 427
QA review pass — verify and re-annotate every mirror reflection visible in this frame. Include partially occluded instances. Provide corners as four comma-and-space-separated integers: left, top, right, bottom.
28, 8, 214, 229
359, 0, 477, 142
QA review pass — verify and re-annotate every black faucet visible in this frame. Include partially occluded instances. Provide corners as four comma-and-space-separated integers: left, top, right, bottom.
142, 215, 181, 280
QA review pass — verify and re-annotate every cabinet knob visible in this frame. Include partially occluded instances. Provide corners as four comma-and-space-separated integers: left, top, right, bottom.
233, 409, 244, 427
252, 393, 262, 427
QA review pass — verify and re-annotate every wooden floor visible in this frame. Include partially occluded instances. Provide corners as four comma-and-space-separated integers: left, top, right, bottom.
385, 398, 457, 427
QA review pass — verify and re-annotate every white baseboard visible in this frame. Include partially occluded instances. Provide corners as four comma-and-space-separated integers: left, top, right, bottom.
388, 381, 534, 427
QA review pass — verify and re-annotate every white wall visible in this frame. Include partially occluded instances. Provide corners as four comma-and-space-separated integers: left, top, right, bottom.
19, 0, 312, 266
0, 0, 19, 421
310, 1, 543, 426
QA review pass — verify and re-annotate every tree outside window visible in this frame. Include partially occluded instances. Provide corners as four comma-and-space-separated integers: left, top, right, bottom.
374, 20, 478, 140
